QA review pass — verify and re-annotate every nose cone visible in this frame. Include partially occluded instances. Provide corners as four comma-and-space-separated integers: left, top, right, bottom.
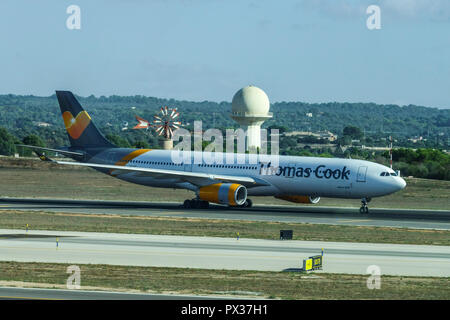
398, 177, 406, 190
382, 177, 406, 196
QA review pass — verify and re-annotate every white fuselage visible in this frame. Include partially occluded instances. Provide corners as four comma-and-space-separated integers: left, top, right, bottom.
105, 150, 406, 199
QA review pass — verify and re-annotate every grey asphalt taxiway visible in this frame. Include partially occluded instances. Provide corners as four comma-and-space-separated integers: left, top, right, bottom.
1, 229, 449, 277
1, 198, 450, 230
0, 286, 220, 300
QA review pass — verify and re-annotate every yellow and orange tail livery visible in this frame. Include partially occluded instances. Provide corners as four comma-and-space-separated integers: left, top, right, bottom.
62, 111, 91, 139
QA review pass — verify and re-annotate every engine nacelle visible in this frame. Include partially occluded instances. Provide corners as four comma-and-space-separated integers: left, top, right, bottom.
275, 195, 320, 204
199, 183, 247, 206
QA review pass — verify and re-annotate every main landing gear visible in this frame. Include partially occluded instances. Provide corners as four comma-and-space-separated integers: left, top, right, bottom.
239, 199, 253, 208
182, 198, 253, 209
360, 197, 371, 214
183, 199, 209, 209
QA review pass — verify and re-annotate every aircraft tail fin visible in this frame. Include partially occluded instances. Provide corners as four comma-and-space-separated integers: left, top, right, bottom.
55, 91, 115, 149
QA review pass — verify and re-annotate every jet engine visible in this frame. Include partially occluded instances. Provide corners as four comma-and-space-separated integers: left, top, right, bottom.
199, 183, 247, 206
275, 195, 320, 204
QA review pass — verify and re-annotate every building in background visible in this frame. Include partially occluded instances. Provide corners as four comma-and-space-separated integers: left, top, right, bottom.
230, 85, 273, 151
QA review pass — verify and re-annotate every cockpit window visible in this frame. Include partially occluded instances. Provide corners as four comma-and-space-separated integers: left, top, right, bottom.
381, 171, 398, 177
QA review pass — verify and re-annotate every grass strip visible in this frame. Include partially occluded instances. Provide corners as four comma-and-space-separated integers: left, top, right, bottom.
0, 261, 449, 300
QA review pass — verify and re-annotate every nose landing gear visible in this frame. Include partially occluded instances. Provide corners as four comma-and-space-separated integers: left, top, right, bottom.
360, 197, 371, 214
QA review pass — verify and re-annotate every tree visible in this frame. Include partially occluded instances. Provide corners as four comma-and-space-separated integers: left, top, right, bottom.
134, 140, 150, 149
21, 134, 46, 156
267, 125, 289, 134
0, 127, 17, 156
343, 126, 363, 140
383, 148, 450, 180
298, 150, 314, 157
298, 135, 322, 144
105, 134, 131, 148
319, 152, 333, 158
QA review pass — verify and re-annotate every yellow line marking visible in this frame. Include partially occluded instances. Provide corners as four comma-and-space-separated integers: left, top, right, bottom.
339, 219, 373, 223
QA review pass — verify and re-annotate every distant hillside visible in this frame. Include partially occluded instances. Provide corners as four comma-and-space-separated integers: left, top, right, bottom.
0, 93, 449, 147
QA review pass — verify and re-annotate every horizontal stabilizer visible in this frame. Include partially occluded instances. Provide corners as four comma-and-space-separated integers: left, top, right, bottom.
16, 145, 85, 158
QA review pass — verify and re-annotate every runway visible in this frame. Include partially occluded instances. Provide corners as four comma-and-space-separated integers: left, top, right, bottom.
1, 229, 449, 277
0, 286, 218, 300
1, 198, 450, 230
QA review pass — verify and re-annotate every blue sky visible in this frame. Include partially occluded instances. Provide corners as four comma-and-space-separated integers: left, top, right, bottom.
0, 0, 449, 108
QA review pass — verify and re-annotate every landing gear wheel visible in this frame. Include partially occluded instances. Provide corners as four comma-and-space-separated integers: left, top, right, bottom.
360, 198, 370, 214
183, 199, 209, 209
237, 199, 253, 208
183, 200, 191, 209
199, 200, 209, 209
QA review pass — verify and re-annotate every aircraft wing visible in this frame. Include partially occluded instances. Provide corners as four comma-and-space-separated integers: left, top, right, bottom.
55, 161, 269, 187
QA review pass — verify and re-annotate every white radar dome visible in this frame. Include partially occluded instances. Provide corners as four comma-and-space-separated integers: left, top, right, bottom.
231, 85, 270, 116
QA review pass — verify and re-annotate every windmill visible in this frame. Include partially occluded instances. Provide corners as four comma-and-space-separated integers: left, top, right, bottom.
152, 106, 182, 150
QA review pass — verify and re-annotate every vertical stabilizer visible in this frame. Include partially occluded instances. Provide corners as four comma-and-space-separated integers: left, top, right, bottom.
55, 91, 115, 148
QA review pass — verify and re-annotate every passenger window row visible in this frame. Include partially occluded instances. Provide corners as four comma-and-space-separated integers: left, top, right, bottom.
199, 164, 257, 170
129, 160, 182, 166
128, 159, 257, 170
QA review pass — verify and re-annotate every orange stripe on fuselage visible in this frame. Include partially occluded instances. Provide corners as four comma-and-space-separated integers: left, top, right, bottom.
109, 149, 152, 175
114, 149, 152, 166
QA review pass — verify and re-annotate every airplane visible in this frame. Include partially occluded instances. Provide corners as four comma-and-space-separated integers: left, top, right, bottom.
133, 115, 150, 130
19, 91, 406, 214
